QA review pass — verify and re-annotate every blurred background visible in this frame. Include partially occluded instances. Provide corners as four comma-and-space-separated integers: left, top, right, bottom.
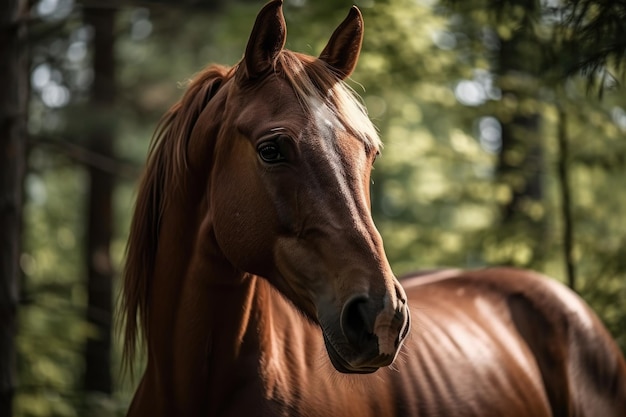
1, 0, 625, 415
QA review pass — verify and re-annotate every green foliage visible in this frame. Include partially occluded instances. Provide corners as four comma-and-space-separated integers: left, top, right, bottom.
18, 153, 88, 417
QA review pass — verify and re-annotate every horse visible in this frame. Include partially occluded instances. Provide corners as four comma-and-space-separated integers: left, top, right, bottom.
121, 1, 626, 416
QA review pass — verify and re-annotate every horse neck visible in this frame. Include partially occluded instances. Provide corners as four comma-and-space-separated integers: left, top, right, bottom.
144, 196, 300, 414
139, 198, 402, 417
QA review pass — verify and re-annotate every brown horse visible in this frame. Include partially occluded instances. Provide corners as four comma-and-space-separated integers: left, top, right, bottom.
121, 1, 626, 416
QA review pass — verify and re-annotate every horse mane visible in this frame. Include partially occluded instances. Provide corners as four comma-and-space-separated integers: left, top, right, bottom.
120, 50, 380, 373
120, 64, 234, 373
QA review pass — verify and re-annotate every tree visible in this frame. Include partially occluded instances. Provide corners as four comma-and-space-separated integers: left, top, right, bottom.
494, 6, 549, 269
0, 0, 28, 415
82, 6, 116, 403
556, 0, 626, 89
441, 0, 626, 347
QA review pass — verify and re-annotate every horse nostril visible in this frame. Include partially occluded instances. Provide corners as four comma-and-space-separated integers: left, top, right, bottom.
341, 296, 374, 350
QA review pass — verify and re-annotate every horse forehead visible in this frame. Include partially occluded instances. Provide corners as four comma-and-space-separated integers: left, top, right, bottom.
234, 80, 308, 136
235, 83, 346, 147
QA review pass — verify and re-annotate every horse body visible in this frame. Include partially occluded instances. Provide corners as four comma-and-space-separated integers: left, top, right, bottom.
399, 268, 626, 417
128, 256, 626, 416
123, 1, 626, 415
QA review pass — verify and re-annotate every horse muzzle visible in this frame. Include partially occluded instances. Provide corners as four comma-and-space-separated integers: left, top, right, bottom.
323, 293, 411, 374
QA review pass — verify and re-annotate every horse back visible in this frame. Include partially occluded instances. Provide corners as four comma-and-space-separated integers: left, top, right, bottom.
401, 267, 626, 417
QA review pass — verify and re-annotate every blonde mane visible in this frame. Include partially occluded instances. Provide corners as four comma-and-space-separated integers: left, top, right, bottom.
277, 50, 381, 151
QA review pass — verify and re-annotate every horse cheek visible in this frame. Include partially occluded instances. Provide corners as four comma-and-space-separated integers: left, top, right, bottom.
211, 171, 279, 277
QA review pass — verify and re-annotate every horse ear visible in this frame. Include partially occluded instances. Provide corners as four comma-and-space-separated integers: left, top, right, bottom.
242, 0, 286, 79
319, 6, 364, 79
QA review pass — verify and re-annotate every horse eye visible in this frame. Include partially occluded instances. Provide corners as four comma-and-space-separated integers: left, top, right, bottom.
257, 142, 284, 163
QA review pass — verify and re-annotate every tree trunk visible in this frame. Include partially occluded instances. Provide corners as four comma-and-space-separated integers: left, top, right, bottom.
0, 1, 28, 415
83, 8, 116, 397
498, 113, 543, 219
556, 103, 576, 291
495, 32, 547, 267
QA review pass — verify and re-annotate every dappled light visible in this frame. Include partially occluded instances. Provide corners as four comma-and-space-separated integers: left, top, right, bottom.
455, 80, 486, 106
478, 116, 502, 154
36, 0, 74, 21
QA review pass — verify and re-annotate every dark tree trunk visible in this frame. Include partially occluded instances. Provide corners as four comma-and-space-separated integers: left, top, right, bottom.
496, 112, 547, 266
0, 1, 28, 415
83, 7, 116, 396
498, 113, 543, 220
556, 104, 576, 291
495, 32, 547, 266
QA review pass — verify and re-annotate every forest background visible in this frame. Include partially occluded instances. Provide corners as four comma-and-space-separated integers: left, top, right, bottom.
1, 0, 625, 415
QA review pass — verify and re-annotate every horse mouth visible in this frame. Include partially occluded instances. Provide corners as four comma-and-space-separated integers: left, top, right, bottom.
322, 334, 380, 374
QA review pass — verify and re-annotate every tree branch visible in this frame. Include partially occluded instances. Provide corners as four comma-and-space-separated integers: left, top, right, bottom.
28, 136, 142, 179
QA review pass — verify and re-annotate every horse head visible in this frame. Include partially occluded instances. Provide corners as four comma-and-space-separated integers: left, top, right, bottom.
183, 0, 410, 374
